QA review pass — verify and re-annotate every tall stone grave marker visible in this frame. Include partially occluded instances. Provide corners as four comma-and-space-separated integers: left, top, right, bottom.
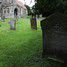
41, 13, 67, 61
30, 15, 37, 30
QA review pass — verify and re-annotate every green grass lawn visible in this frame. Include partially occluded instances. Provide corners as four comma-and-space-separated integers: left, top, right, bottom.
0, 18, 62, 67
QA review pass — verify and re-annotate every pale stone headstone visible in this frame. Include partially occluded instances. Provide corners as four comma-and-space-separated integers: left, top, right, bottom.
9, 19, 16, 30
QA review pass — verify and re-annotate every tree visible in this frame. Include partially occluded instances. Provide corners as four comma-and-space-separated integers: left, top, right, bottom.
32, 4, 40, 16
35, 0, 67, 17
25, 5, 32, 15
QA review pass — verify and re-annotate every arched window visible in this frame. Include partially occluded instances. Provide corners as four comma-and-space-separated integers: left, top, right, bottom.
14, 8, 18, 16
7, 8, 9, 13
12, 0, 13, 3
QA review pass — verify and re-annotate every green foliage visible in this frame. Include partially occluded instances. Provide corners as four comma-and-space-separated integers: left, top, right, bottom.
32, 4, 40, 15
25, 5, 32, 15
35, 0, 67, 16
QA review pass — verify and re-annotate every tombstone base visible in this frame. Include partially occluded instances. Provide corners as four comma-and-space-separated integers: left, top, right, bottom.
10, 28, 16, 30
31, 27, 37, 30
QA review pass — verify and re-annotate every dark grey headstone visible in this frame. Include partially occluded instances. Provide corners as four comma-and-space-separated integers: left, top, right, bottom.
41, 13, 67, 61
30, 17, 37, 30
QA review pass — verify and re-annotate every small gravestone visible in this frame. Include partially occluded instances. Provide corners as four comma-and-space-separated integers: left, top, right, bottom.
30, 15, 37, 30
9, 19, 16, 30
41, 13, 67, 61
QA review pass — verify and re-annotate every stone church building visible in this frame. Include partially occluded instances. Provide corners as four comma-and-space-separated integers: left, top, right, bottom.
0, 0, 27, 19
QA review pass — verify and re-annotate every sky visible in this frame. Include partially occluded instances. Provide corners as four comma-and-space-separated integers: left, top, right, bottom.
18, 0, 35, 7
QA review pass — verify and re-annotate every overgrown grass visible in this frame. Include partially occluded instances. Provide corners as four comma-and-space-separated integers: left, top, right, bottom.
0, 18, 62, 67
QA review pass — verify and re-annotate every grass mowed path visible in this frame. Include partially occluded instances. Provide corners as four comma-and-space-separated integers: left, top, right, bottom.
0, 18, 62, 67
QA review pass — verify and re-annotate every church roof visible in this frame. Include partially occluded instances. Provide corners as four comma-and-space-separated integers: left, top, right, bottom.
16, 0, 27, 10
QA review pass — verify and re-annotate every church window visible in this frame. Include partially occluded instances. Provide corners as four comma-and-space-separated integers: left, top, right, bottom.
12, 0, 13, 3
7, 8, 10, 13
4, 10, 6, 13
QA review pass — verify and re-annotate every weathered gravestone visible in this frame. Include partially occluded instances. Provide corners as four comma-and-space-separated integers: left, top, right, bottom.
9, 20, 16, 30
30, 15, 37, 30
41, 13, 67, 61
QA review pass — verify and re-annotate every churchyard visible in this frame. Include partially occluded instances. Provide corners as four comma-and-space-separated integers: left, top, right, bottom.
0, 17, 62, 67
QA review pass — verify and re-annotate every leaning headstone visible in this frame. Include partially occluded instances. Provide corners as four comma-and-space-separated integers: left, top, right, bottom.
41, 13, 67, 61
30, 16, 37, 30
